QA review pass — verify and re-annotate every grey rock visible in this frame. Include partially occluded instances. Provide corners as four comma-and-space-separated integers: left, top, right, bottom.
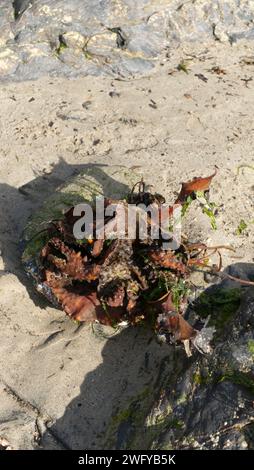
95, 272, 254, 450
0, 1, 254, 80
13, 0, 33, 19
0, 2, 14, 47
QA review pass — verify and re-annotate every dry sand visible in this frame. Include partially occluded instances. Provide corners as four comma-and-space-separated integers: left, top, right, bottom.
0, 41, 253, 449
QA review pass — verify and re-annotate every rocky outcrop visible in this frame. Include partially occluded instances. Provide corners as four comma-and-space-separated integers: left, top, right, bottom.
0, 1, 254, 80
104, 275, 254, 450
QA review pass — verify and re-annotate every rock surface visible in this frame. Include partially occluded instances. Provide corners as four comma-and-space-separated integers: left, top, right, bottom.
0, 1, 254, 80
113, 281, 254, 450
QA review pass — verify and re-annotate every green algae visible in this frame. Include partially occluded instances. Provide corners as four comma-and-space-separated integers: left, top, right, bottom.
195, 287, 242, 330
105, 386, 152, 449
247, 339, 254, 358
218, 370, 254, 395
